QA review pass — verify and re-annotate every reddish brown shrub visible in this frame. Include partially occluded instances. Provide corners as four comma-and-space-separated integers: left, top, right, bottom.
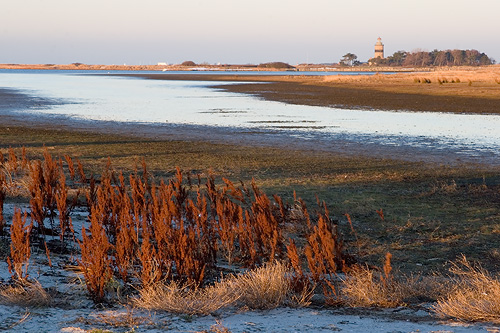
0, 170, 5, 235
55, 172, 75, 245
303, 212, 345, 301
78, 212, 113, 302
7, 209, 33, 281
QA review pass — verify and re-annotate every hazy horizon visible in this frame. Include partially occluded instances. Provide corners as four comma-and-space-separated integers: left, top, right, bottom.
1, 0, 499, 65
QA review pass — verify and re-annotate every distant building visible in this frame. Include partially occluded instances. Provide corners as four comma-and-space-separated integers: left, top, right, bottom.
157, 62, 168, 66
374, 37, 384, 59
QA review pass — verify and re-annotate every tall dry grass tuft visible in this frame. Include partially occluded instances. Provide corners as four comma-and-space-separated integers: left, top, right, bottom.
134, 279, 240, 315
0, 280, 51, 307
235, 261, 298, 309
138, 225, 163, 288
134, 261, 306, 315
64, 155, 76, 181
114, 195, 137, 283
28, 160, 47, 234
6, 148, 18, 175
341, 253, 447, 307
433, 256, 500, 324
341, 263, 400, 307
7, 208, 32, 281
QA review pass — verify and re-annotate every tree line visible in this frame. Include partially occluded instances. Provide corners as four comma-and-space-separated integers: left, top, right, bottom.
341, 49, 495, 67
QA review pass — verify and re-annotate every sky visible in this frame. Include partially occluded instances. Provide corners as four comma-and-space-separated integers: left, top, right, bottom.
1, 0, 499, 65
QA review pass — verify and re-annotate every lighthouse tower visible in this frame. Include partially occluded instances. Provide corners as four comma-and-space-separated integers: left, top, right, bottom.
374, 37, 384, 59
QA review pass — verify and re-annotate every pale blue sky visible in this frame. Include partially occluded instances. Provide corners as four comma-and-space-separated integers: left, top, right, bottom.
1, 0, 499, 65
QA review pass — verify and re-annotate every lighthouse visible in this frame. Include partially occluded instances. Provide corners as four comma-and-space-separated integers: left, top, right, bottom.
374, 37, 384, 59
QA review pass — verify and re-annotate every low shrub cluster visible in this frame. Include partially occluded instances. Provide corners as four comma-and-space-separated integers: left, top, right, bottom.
0, 148, 349, 305
1, 147, 500, 325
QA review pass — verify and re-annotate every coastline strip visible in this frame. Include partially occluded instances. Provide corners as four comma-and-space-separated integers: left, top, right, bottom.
116, 73, 500, 114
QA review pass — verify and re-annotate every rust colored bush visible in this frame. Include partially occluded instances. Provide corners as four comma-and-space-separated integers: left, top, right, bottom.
64, 155, 76, 181
27, 149, 64, 235
303, 211, 346, 301
78, 212, 113, 303
55, 172, 75, 245
0, 170, 5, 235
114, 193, 138, 283
138, 225, 163, 288
7, 209, 33, 281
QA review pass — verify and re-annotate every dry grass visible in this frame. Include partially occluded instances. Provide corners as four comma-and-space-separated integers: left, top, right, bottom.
433, 256, 500, 324
319, 66, 500, 101
92, 309, 156, 328
0, 280, 51, 307
134, 261, 310, 315
322, 67, 500, 85
341, 265, 402, 307
134, 278, 240, 315
341, 255, 448, 307
235, 261, 295, 309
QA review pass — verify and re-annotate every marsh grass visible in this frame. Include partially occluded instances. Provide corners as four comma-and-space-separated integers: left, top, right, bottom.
134, 261, 309, 315
341, 265, 448, 307
134, 279, 240, 315
235, 261, 304, 309
433, 256, 500, 324
2, 126, 500, 277
0, 280, 51, 307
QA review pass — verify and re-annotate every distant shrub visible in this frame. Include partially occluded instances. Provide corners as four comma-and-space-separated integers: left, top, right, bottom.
181, 61, 196, 66
257, 62, 295, 69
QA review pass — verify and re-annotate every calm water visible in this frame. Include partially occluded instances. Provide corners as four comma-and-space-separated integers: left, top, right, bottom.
1, 71, 499, 164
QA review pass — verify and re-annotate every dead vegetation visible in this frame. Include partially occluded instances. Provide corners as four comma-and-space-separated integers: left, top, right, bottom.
341, 253, 449, 307
0, 280, 51, 307
1, 147, 499, 326
0, 148, 348, 306
134, 261, 307, 315
433, 256, 500, 324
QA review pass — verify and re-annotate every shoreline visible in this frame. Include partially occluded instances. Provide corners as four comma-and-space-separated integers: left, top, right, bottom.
1, 77, 500, 167
0, 63, 421, 72
117, 71, 500, 114
1, 101, 498, 168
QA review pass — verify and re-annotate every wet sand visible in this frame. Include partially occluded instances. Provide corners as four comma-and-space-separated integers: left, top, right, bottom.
0, 87, 64, 111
